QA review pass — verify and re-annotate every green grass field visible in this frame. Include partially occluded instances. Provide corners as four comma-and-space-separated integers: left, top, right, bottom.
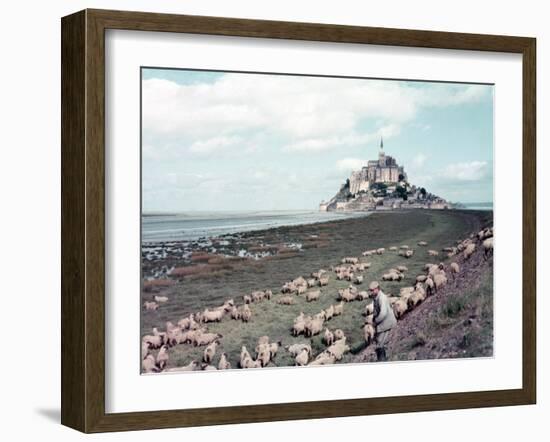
142, 209, 491, 370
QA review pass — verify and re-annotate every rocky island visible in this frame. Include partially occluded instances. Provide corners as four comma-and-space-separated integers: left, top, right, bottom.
320, 138, 450, 212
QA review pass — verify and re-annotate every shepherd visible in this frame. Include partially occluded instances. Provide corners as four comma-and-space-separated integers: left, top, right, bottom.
368, 280, 397, 362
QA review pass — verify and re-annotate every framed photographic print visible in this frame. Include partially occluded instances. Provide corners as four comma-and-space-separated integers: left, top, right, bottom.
61, 9, 536, 433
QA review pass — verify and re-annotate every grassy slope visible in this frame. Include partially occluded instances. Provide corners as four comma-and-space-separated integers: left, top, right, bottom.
142, 210, 491, 370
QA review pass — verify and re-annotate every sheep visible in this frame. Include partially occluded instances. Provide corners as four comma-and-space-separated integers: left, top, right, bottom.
449, 262, 460, 279
292, 318, 307, 336
193, 331, 222, 347
256, 335, 270, 347
243, 294, 252, 304
241, 304, 252, 322
240, 346, 252, 368
154, 295, 169, 303
295, 348, 309, 366
338, 288, 356, 302
483, 237, 494, 259
306, 289, 321, 302
305, 317, 324, 337
221, 299, 235, 312
297, 285, 307, 295
251, 290, 265, 302
269, 341, 282, 359
142, 341, 150, 358
463, 243, 476, 259
177, 316, 191, 330
142, 354, 159, 373
324, 328, 335, 346
307, 278, 316, 288
201, 308, 224, 323
165, 361, 199, 372
363, 323, 375, 345
389, 246, 398, 251
218, 353, 231, 370
166, 327, 184, 346
318, 275, 330, 286
400, 245, 410, 250
396, 265, 408, 273
264, 290, 273, 300
364, 303, 374, 316
417, 241, 428, 246
333, 329, 345, 340
277, 295, 295, 305
393, 299, 408, 319
256, 343, 272, 367
143, 301, 159, 311
157, 345, 169, 370
376, 248, 386, 255
354, 275, 364, 285
324, 304, 335, 321
287, 343, 312, 357
230, 306, 242, 320
333, 301, 344, 316
407, 290, 426, 309
203, 341, 218, 364
416, 274, 428, 283
382, 271, 402, 282
308, 352, 336, 366
405, 250, 414, 258
201, 364, 218, 371
400, 286, 415, 296
342, 257, 359, 264
327, 338, 350, 360
425, 277, 435, 296
433, 273, 447, 292
142, 334, 163, 349
362, 250, 374, 257
428, 250, 439, 257
356, 291, 369, 301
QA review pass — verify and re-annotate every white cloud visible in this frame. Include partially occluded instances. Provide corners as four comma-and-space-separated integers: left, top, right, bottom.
412, 153, 427, 168
336, 158, 368, 173
142, 76, 487, 157
441, 161, 489, 181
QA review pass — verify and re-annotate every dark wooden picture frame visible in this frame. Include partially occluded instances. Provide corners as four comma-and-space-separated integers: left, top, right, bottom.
61, 9, 536, 433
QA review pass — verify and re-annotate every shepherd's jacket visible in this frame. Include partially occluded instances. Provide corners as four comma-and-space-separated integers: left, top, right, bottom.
373, 290, 397, 333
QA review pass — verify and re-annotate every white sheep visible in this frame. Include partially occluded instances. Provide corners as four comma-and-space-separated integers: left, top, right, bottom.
333, 329, 345, 340
324, 304, 335, 321
306, 289, 321, 302
333, 302, 344, 316
417, 241, 428, 246
142, 354, 159, 373
324, 328, 335, 346
450, 262, 460, 279
308, 352, 336, 366
277, 295, 295, 305
363, 324, 375, 345
287, 343, 312, 357
154, 295, 169, 303
463, 243, 476, 259
428, 250, 439, 257
354, 275, 364, 285
295, 348, 309, 366
143, 301, 159, 311
393, 299, 408, 319
483, 237, 494, 259
218, 353, 231, 370
203, 341, 218, 364
165, 361, 199, 372
241, 304, 252, 322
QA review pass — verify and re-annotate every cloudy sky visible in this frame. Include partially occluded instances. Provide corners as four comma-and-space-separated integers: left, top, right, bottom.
142, 68, 493, 213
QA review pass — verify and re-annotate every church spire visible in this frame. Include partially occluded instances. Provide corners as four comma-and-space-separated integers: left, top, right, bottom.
380, 136, 384, 150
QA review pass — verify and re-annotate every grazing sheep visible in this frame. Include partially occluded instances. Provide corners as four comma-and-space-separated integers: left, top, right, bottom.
396, 265, 408, 273
483, 237, 494, 259
251, 290, 265, 303
156, 346, 169, 370
362, 250, 374, 257
269, 341, 282, 359
417, 241, 428, 246
142, 341, 150, 358
243, 295, 252, 304
241, 304, 252, 322
154, 295, 169, 303
333, 329, 345, 340
287, 343, 312, 357
356, 291, 369, 301
364, 313, 374, 325
363, 324, 375, 345
338, 288, 356, 302
354, 275, 364, 285
240, 346, 252, 368
319, 275, 330, 286
277, 295, 295, 305
201, 364, 217, 371
307, 278, 317, 288
324, 328, 335, 346
203, 341, 218, 364
264, 290, 273, 300
424, 277, 435, 296
463, 243, 476, 259
407, 290, 426, 309
342, 257, 359, 264
400, 286, 415, 296
308, 352, 336, 366
297, 285, 307, 295
416, 274, 428, 283
405, 250, 414, 258
400, 245, 410, 250
292, 318, 307, 337
142, 334, 163, 349
256, 343, 272, 367
324, 304, 335, 321
221, 299, 235, 312
142, 354, 159, 373
230, 306, 241, 320
295, 348, 309, 366
165, 361, 199, 372
177, 316, 191, 330
333, 302, 344, 316
218, 353, 231, 370
306, 289, 321, 302
428, 250, 439, 257
393, 299, 408, 319
382, 271, 402, 282
143, 301, 159, 311
364, 303, 374, 316
327, 338, 350, 360
376, 248, 386, 255
201, 308, 224, 323
389, 246, 398, 251
166, 327, 184, 346
305, 317, 324, 337
433, 273, 448, 291
450, 262, 460, 279
193, 331, 222, 347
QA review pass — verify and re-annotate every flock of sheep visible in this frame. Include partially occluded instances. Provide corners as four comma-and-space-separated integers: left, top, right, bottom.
142, 224, 494, 373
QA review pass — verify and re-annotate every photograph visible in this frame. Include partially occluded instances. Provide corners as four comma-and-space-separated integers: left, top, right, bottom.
140, 68, 495, 374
